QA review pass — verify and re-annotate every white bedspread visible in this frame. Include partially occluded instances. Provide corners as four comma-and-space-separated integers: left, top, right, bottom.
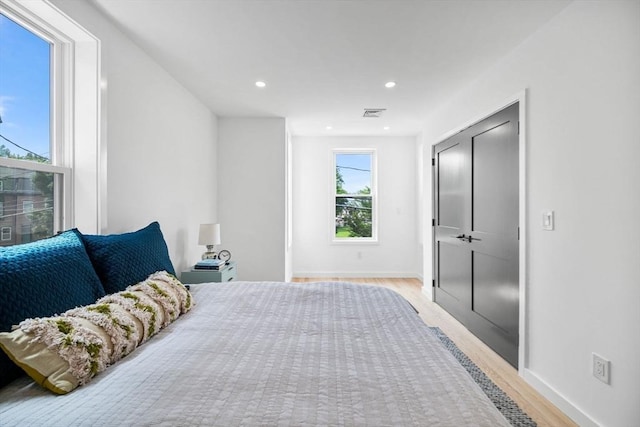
0, 282, 510, 426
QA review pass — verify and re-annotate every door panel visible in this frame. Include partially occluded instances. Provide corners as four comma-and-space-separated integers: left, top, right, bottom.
435, 241, 470, 326
434, 102, 519, 368
472, 252, 518, 334
438, 143, 466, 230
472, 122, 518, 237
438, 242, 470, 302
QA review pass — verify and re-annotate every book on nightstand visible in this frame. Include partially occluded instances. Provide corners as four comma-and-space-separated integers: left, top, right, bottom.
194, 259, 227, 270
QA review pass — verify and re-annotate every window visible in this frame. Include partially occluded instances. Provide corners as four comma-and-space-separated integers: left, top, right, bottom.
0, 11, 63, 246
0, 200, 3, 216
1, 226, 11, 241
22, 200, 34, 213
20, 223, 31, 243
0, 0, 99, 245
333, 150, 377, 241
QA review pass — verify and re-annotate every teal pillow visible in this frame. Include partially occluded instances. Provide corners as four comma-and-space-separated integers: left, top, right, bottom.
0, 230, 106, 387
79, 222, 176, 295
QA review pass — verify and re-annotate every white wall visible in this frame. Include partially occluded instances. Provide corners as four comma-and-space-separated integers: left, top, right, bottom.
293, 136, 420, 277
218, 118, 286, 281
51, 0, 218, 273
285, 131, 293, 281
420, 2, 640, 426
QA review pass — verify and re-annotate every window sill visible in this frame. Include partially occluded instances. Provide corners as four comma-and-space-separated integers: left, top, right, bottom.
331, 238, 379, 245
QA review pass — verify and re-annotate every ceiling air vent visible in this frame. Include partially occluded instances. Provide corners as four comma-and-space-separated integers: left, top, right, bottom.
363, 108, 386, 118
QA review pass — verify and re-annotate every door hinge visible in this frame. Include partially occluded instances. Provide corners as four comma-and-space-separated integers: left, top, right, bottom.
432, 158, 435, 166
432, 279, 435, 288
432, 218, 435, 227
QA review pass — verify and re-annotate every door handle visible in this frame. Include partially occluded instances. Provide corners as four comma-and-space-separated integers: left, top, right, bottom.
452, 234, 481, 243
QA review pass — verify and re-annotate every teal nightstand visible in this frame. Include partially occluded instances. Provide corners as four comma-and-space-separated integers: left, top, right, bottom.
180, 261, 237, 284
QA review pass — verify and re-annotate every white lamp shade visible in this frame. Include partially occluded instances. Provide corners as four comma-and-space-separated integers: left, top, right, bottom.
198, 223, 221, 245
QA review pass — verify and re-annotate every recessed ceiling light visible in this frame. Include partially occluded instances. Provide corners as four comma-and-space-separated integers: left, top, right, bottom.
326, 126, 333, 130
385, 81, 396, 88
255, 81, 266, 88
383, 126, 390, 130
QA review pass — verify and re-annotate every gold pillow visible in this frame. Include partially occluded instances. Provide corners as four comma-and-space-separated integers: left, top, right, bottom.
0, 316, 111, 394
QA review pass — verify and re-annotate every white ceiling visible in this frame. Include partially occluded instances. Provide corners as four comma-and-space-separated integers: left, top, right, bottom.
89, 0, 571, 136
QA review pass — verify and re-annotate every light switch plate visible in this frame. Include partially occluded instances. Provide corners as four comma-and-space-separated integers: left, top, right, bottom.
542, 211, 554, 231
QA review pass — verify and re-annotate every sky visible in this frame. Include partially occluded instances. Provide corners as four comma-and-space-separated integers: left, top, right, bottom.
0, 13, 51, 162
336, 153, 371, 194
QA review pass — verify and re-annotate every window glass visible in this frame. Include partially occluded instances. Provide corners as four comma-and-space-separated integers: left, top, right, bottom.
0, 13, 51, 162
0, 165, 56, 246
0, 11, 64, 246
23, 200, 33, 213
334, 151, 376, 240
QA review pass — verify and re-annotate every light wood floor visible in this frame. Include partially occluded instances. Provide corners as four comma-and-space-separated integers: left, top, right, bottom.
293, 277, 577, 427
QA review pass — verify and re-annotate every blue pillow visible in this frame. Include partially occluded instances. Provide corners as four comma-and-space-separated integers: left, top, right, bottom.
79, 222, 176, 295
0, 229, 106, 387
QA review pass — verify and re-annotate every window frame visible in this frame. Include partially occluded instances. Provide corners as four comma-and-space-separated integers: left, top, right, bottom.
331, 148, 378, 244
1, 226, 11, 241
0, 0, 102, 237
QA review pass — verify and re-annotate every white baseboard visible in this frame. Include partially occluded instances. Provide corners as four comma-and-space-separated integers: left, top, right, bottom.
523, 369, 599, 427
421, 283, 433, 301
292, 271, 420, 279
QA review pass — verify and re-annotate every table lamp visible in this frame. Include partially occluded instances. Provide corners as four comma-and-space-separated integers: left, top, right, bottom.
198, 223, 221, 260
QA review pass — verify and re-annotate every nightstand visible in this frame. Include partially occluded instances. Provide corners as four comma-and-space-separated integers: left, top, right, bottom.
180, 261, 237, 284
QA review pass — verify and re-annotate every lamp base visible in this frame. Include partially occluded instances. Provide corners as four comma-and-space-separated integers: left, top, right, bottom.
202, 245, 218, 260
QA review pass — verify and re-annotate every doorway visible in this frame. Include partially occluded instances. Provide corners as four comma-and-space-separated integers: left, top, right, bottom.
433, 102, 519, 367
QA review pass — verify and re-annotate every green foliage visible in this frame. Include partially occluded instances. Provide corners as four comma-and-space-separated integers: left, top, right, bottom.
0, 144, 11, 157
336, 169, 346, 194
343, 202, 372, 238
335, 196, 373, 238
0, 144, 48, 162
335, 162, 373, 238
29, 170, 54, 239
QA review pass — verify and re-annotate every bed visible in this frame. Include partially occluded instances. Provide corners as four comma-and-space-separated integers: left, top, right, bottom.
0, 223, 515, 426
0, 281, 511, 426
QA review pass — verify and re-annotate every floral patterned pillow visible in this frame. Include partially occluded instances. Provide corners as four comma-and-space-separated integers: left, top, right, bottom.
0, 271, 193, 394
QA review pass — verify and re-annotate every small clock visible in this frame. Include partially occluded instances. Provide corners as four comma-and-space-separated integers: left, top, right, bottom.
218, 249, 231, 263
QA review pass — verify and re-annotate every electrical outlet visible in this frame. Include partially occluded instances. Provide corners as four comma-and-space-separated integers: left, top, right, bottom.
592, 353, 610, 384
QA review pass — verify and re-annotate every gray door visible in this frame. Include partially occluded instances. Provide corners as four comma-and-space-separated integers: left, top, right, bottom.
434, 103, 519, 367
